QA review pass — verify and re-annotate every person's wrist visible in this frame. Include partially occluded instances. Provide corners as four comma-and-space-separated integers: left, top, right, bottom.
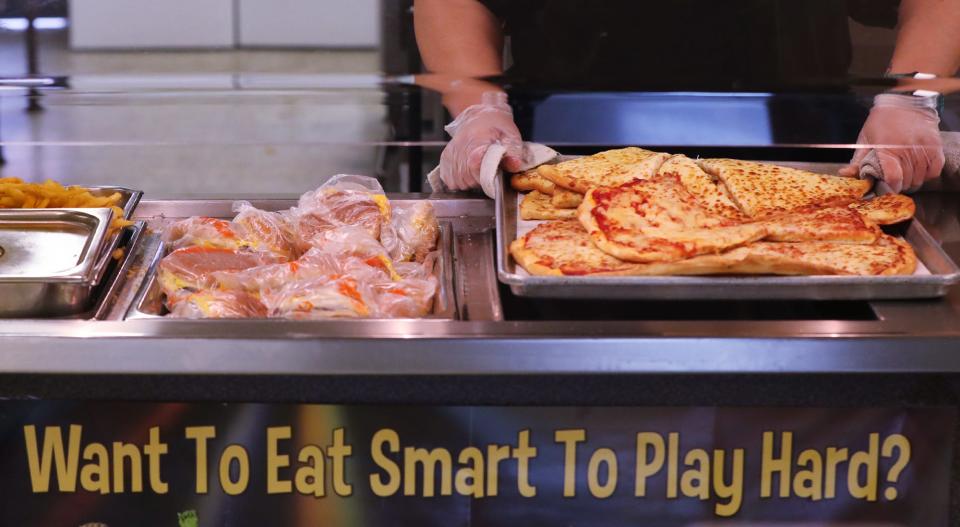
444, 91, 513, 137
874, 92, 939, 113
882, 71, 943, 114
442, 83, 506, 117
444, 92, 492, 117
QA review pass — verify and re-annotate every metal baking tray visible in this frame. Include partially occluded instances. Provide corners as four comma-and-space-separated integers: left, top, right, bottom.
0, 208, 114, 316
496, 173, 960, 300
126, 220, 458, 319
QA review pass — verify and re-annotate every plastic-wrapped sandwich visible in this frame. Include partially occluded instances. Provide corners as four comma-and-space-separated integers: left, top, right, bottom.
381, 201, 440, 263
157, 175, 440, 319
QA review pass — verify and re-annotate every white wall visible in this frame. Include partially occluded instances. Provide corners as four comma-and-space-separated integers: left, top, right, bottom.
238, 0, 379, 48
70, 0, 234, 49
69, 0, 380, 50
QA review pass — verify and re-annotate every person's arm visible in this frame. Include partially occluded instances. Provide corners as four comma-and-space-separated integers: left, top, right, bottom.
414, 0, 523, 191
839, 0, 960, 191
414, 0, 506, 115
888, 0, 960, 76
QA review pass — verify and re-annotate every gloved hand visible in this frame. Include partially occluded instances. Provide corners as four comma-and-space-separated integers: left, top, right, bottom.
839, 93, 944, 193
437, 91, 524, 191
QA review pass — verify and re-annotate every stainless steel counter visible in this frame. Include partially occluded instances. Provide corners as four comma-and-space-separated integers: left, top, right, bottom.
2, 191, 960, 377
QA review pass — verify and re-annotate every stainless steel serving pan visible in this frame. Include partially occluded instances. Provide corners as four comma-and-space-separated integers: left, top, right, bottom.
85, 186, 143, 286
496, 173, 960, 300
0, 208, 114, 316
91, 220, 147, 320
126, 220, 458, 320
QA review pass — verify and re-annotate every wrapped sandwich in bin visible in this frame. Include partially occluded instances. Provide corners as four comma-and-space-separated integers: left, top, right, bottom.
157, 175, 439, 319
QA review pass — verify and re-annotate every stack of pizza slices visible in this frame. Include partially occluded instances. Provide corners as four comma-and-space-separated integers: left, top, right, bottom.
510, 148, 918, 276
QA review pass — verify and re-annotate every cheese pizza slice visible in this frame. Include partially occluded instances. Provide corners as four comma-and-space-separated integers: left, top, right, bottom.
510, 222, 916, 277
510, 220, 765, 277
578, 174, 767, 263
658, 156, 880, 243
537, 147, 670, 194
760, 206, 881, 244
511, 170, 556, 195
698, 159, 872, 218
551, 188, 584, 209
657, 154, 744, 220
849, 194, 916, 225
510, 220, 647, 276
733, 235, 917, 275
520, 190, 577, 220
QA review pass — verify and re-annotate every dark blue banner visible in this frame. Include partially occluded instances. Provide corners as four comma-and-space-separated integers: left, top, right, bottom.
0, 403, 952, 526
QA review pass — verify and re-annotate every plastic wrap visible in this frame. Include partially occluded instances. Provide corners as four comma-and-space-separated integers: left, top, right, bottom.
372, 253, 440, 317
167, 290, 267, 319
231, 201, 298, 260
210, 227, 399, 300
372, 277, 439, 317
163, 217, 248, 252
212, 259, 333, 297
299, 226, 401, 280
156, 175, 440, 319
303, 174, 387, 198
372, 280, 438, 318
380, 201, 440, 262
396, 252, 439, 281
158, 246, 284, 299
263, 275, 376, 319
256, 228, 437, 319
164, 208, 296, 261
291, 175, 391, 251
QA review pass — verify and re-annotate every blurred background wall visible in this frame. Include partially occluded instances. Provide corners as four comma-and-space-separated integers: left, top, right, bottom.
69, 0, 379, 49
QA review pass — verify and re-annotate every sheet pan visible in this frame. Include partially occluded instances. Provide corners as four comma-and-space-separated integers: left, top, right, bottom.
496, 172, 960, 300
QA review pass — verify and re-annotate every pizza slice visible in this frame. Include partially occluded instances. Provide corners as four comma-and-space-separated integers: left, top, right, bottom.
760, 206, 881, 244
732, 235, 916, 275
511, 170, 556, 195
537, 147, 671, 194
698, 159, 872, 218
511, 221, 915, 277
551, 188, 584, 209
657, 157, 879, 243
849, 194, 916, 225
577, 174, 767, 263
657, 154, 744, 220
509, 220, 772, 277
520, 190, 577, 220
510, 220, 648, 276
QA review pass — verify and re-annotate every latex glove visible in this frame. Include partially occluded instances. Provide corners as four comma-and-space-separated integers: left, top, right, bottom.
839, 93, 944, 193
437, 92, 524, 191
